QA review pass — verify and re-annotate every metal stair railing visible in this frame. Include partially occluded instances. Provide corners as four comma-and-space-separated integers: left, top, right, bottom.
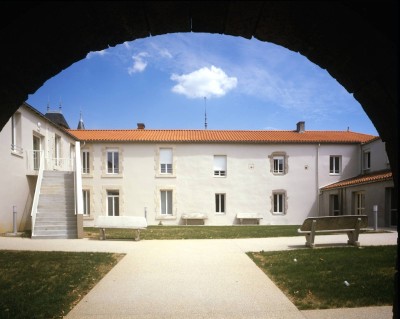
30, 150, 44, 237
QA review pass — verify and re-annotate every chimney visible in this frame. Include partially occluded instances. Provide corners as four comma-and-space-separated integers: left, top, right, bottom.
137, 123, 145, 130
296, 121, 305, 133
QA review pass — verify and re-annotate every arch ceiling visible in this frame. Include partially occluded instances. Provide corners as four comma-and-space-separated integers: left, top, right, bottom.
0, 1, 398, 313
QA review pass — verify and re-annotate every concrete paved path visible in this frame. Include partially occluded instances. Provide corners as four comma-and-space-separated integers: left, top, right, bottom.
0, 231, 397, 319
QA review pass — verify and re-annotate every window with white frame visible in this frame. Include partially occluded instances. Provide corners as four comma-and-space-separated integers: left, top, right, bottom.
214, 155, 227, 176
160, 148, 173, 174
272, 192, 286, 215
363, 151, 371, 172
82, 190, 90, 216
160, 190, 173, 215
273, 156, 284, 174
107, 190, 119, 216
82, 150, 90, 174
107, 149, 119, 174
11, 112, 22, 154
354, 191, 365, 215
329, 155, 341, 174
54, 134, 61, 166
215, 193, 226, 213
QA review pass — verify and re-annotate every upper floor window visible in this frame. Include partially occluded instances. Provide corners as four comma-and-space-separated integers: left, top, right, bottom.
11, 112, 22, 154
214, 155, 227, 177
329, 155, 341, 175
160, 148, 173, 174
363, 151, 371, 172
107, 149, 119, 174
82, 150, 90, 174
269, 152, 288, 175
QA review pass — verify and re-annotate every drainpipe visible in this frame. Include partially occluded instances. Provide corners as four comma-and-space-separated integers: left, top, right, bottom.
316, 143, 320, 216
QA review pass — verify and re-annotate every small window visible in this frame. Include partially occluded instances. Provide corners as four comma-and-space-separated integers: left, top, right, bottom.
271, 191, 287, 215
82, 190, 90, 216
107, 149, 119, 174
82, 150, 90, 174
214, 155, 227, 176
11, 112, 22, 154
273, 156, 284, 174
354, 192, 365, 215
329, 156, 341, 174
363, 151, 371, 172
215, 193, 226, 213
107, 190, 119, 216
160, 190, 173, 215
54, 135, 61, 166
160, 148, 173, 174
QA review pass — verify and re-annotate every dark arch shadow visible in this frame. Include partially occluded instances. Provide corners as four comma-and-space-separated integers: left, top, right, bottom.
0, 1, 398, 315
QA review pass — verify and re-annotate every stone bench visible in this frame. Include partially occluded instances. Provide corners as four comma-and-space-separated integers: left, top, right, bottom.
181, 213, 208, 225
297, 215, 368, 248
94, 216, 147, 241
236, 213, 263, 225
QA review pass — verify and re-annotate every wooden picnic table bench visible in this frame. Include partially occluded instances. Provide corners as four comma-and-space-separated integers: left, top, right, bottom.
236, 213, 263, 225
94, 216, 147, 241
297, 215, 368, 248
181, 213, 208, 225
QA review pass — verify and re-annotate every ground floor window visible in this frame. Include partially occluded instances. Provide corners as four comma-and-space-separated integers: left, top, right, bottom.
160, 190, 173, 215
83, 189, 90, 216
271, 191, 287, 215
215, 193, 225, 213
354, 191, 365, 215
107, 190, 119, 216
329, 194, 340, 216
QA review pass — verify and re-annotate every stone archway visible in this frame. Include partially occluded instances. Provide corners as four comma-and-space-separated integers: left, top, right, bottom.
0, 1, 398, 315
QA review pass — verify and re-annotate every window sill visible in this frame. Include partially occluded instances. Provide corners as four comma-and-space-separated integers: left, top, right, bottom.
11, 150, 24, 158
101, 174, 123, 178
155, 174, 176, 178
156, 215, 177, 220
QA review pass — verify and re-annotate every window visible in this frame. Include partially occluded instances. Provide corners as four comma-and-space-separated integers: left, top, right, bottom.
273, 156, 284, 174
214, 155, 227, 176
82, 150, 90, 174
329, 156, 341, 174
354, 192, 365, 215
363, 151, 371, 172
330, 194, 340, 216
273, 193, 284, 214
107, 190, 119, 216
269, 152, 288, 175
107, 149, 119, 174
11, 112, 22, 154
54, 134, 61, 166
82, 190, 90, 216
160, 190, 173, 215
160, 148, 173, 174
215, 193, 225, 213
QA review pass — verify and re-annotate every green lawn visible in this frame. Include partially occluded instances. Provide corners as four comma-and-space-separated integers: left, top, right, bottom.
0, 251, 123, 319
84, 225, 302, 240
247, 245, 396, 309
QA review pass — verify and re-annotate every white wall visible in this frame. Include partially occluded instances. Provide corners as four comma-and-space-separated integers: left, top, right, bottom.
0, 105, 76, 232
82, 141, 363, 226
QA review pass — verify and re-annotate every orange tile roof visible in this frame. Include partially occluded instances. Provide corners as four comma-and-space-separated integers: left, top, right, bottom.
321, 170, 393, 190
68, 129, 377, 144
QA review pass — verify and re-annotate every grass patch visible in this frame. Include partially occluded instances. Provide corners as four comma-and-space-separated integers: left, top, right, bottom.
84, 225, 302, 240
0, 250, 124, 319
247, 245, 396, 310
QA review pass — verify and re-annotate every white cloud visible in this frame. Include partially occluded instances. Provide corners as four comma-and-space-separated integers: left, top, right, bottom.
86, 50, 108, 59
128, 52, 149, 74
170, 65, 237, 99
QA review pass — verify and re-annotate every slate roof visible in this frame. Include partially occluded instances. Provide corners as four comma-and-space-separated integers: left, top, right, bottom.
45, 111, 70, 129
321, 170, 393, 190
67, 129, 377, 144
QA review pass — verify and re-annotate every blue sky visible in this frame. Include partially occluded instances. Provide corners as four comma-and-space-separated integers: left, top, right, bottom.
26, 33, 378, 135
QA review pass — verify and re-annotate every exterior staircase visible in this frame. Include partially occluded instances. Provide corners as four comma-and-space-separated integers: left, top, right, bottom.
32, 171, 77, 239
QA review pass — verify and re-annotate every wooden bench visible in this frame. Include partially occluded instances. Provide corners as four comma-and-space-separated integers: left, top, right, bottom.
181, 213, 208, 225
94, 216, 147, 241
297, 215, 368, 248
236, 213, 263, 225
